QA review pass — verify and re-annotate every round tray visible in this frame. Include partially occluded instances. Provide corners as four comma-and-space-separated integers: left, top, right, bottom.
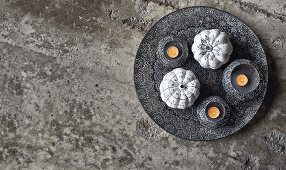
134, 6, 268, 140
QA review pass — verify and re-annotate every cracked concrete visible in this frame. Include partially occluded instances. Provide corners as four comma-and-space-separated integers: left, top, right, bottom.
0, 0, 285, 169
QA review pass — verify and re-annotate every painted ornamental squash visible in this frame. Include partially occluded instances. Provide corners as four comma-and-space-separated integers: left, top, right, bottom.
160, 68, 200, 109
191, 29, 233, 69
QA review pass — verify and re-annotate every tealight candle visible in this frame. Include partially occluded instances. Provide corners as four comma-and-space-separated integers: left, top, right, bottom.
208, 106, 220, 119
166, 46, 179, 58
236, 74, 248, 87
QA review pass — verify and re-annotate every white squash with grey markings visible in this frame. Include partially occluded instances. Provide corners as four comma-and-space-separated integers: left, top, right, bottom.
192, 29, 233, 69
160, 68, 200, 109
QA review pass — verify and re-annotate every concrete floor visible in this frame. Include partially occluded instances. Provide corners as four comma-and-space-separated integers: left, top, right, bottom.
0, 0, 285, 169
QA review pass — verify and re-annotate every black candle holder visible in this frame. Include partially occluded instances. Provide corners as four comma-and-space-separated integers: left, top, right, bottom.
197, 96, 230, 128
223, 59, 261, 100
157, 35, 189, 68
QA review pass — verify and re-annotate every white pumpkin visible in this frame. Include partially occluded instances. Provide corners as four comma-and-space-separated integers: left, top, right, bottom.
191, 29, 233, 69
160, 68, 200, 109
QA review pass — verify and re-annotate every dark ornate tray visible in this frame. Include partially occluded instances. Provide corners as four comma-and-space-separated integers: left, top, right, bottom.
134, 6, 268, 140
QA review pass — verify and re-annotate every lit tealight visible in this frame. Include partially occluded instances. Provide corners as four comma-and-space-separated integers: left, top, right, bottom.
166, 46, 179, 58
208, 106, 220, 119
236, 74, 248, 87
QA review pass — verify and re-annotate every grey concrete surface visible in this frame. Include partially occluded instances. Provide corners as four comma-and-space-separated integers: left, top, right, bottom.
0, 0, 285, 169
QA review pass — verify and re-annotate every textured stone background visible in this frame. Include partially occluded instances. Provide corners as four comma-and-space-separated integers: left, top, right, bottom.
0, 0, 285, 169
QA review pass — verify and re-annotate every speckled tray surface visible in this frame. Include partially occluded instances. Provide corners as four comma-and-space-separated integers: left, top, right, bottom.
134, 6, 268, 140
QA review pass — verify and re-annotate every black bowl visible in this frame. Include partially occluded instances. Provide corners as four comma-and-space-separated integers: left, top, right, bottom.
157, 35, 189, 68
223, 59, 261, 100
197, 96, 230, 128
